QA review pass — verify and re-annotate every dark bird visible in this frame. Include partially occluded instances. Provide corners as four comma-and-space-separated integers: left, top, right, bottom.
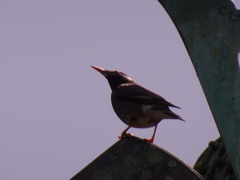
91, 65, 185, 143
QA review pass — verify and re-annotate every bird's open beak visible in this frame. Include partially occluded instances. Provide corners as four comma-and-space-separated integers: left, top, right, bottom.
91, 65, 106, 73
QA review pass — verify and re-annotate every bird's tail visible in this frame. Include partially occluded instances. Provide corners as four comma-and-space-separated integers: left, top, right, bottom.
178, 116, 185, 122
165, 109, 185, 122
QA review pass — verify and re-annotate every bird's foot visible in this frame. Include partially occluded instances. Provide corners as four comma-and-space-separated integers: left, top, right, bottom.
118, 133, 133, 139
142, 138, 154, 143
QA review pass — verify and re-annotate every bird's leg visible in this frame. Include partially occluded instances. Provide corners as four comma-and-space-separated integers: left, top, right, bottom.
143, 124, 158, 143
118, 126, 133, 138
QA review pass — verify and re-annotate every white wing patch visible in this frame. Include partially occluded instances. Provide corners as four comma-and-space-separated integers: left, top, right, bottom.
142, 105, 174, 119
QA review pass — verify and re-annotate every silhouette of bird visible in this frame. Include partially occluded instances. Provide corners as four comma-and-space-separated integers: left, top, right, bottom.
91, 65, 184, 143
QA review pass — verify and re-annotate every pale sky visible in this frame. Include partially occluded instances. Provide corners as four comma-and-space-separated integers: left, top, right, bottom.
2, 1, 239, 180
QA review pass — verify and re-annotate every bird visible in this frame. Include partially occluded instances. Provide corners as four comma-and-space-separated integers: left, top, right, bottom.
91, 65, 185, 143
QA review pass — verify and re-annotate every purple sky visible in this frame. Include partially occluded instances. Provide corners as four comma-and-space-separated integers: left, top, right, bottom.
2, 1, 239, 180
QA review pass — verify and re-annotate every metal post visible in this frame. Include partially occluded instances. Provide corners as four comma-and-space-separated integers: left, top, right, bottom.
157, 0, 240, 178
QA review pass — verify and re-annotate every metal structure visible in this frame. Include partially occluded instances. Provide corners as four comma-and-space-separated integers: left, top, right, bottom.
71, 137, 204, 180
194, 137, 237, 180
157, 0, 240, 178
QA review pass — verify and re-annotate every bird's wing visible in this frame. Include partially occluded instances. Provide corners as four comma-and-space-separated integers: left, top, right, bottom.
114, 83, 180, 108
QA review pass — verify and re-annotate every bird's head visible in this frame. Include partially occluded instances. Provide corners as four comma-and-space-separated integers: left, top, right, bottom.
91, 65, 134, 90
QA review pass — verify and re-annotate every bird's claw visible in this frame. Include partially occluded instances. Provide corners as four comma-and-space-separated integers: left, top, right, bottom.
142, 138, 154, 143
118, 133, 133, 139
